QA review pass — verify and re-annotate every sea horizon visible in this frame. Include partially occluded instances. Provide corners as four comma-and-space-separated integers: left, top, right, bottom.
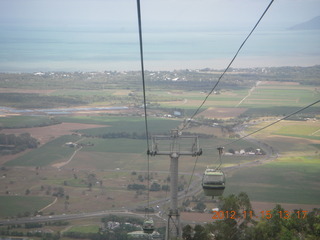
0, 26, 319, 73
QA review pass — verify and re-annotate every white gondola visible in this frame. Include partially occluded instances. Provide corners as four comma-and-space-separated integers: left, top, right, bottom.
202, 168, 226, 198
202, 147, 225, 198
142, 218, 155, 234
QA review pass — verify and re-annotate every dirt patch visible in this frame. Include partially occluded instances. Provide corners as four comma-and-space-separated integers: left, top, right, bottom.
112, 90, 131, 96
197, 107, 247, 119
1, 122, 106, 145
181, 212, 214, 223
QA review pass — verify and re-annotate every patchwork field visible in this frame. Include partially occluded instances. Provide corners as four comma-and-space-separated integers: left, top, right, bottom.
0, 76, 319, 221
222, 119, 320, 205
197, 107, 247, 119
155, 82, 319, 110
247, 120, 320, 142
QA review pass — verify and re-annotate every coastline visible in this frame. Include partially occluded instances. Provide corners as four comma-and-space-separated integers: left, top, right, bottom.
0, 56, 319, 73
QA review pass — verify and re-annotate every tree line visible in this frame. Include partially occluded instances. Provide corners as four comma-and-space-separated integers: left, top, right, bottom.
0, 132, 39, 155
0, 92, 87, 109
127, 182, 170, 192
182, 192, 320, 240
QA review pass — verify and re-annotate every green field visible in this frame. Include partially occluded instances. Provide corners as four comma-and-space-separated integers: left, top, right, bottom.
275, 125, 319, 135
4, 135, 80, 166
57, 116, 180, 132
0, 196, 54, 217
66, 225, 100, 233
79, 138, 146, 153
242, 88, 317, 107
273, 125, 320, 140
77, 117, 180, 136
224, 156, 320, 204
156, 84, 319, 110
0, 115, 59, 128
246, 120, 320, 145
3, 116, 181, 167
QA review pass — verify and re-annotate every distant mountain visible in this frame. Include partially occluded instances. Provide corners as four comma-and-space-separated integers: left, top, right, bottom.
289, 16, 320, 30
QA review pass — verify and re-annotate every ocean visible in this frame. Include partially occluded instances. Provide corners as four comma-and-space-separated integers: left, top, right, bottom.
0, 26, 319, 72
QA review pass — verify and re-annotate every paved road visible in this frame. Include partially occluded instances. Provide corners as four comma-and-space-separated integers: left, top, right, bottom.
0, 210, 151, 226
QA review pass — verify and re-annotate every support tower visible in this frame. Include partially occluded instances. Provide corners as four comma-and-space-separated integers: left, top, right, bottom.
149, 129, 202, 240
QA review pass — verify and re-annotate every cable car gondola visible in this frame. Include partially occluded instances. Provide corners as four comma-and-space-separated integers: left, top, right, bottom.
142, 218, 155, 234
202, 168, 225, 197
202, 147, 225, 198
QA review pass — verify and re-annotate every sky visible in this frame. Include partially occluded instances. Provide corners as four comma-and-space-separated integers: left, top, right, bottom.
1, 0, 319, 31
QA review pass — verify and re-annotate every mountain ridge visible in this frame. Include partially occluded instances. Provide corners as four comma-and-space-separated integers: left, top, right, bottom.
289, 16, 320, 30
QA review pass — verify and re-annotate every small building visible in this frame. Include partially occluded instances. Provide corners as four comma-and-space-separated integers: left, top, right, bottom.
173, 111, 181, 117
224, 152, 233, 156
65, 142, 77, 147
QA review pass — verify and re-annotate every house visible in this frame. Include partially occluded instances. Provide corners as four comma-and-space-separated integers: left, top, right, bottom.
65, 142, 77, 147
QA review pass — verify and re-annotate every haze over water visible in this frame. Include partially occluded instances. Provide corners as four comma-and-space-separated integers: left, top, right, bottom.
1, 26, 319, 72
1, 0, 319, 72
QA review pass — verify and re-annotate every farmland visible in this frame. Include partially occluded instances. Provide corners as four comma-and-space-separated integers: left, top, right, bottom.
225, 156, 320, 204
0, 196, 54, 217
0, 67, 319, 222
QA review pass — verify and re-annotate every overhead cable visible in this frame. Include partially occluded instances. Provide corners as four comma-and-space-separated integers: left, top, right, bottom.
180, 0, 275, 202
223, 99, 320, 147
180, 0, 275, 132
182, 155, 200, 204
136, 0, 151, 215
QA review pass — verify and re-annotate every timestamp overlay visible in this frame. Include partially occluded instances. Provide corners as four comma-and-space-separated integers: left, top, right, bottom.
212, 210, 309, 220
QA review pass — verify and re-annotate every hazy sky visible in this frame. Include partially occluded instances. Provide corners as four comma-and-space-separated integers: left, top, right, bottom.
1, 0, 319, 31
0, 0, 319, 71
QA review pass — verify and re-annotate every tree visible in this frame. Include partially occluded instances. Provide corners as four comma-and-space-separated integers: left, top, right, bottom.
127, 184, 146, 190
52, 187, 64, 197
87, 173, 97, 185
182, 224, 193, 240
150, 182, 161, 191
88, 183, 92, 191
194, 202, 206, 212
209, 192, 255, 240
209, 218, 238, 240
138, 174, 144, 182
239, 204, 320, 240
228, 148, 235, 154
162, 184, 170, 191
183, 199, 190, 207
193, 225, 209, 240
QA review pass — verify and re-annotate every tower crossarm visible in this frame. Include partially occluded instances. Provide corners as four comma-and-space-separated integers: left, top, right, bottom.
148, 131, 202, 157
